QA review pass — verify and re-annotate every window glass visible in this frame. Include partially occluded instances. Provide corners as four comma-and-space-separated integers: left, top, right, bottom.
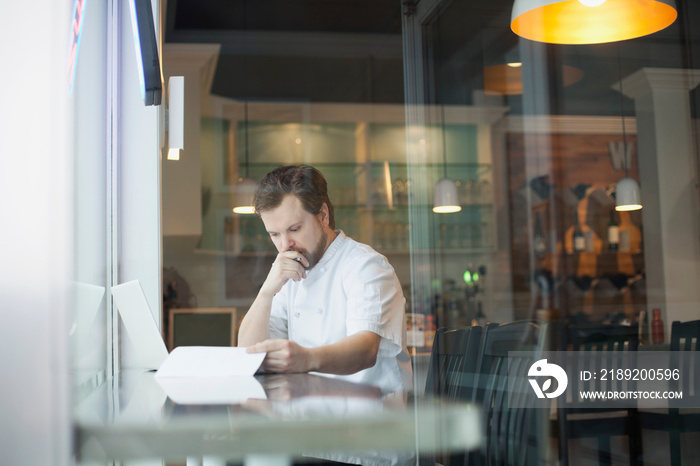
71, 0, 109, 399
161, 0, 700, 463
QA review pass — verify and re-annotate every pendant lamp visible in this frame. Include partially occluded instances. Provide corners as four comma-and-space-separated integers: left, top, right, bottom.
615, 177, 641, 211
613, 51, 641, 212
433, 105, 461, 214
233, 102, 257, 214
232, 2, 257, 215
511, 0, 677, 45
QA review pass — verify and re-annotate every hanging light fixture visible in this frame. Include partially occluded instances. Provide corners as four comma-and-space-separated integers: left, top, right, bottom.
614, 49, 641, 212
511, 0, 677, 45
433, 105, 461, 214
232, 0, 257, 215
233, 101, 257, 214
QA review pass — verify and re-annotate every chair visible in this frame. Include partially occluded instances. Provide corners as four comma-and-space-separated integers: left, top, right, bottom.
558, 324, 640, 466
469, 321, 549, 466
423, 326, 484, 466
425, 326, 483, 402
641, 319, 700, 466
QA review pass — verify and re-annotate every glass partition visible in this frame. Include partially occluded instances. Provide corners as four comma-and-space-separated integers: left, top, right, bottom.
160, 0, 700, 463
70, 0, 109, 401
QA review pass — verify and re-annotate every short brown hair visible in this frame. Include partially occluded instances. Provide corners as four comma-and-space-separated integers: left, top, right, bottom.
253, 165, 335, 229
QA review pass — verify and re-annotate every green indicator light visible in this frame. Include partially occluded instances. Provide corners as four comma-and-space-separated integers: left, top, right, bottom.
463, 270, 472, 284
473, 272, 480, 282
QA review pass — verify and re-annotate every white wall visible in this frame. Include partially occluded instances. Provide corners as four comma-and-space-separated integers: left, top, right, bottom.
0, 1, 73, 464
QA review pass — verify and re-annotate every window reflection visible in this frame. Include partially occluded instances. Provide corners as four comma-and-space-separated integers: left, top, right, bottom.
160, 0, 700, 463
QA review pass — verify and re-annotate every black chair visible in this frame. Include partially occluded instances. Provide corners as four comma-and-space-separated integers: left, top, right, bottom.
423, 326, 484, 466
425, 326, 483, 402
558, 324, 641, 466
641, 319, 700, 466
469, 321, 549, 466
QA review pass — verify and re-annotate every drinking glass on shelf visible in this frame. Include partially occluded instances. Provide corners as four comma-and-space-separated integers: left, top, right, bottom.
471, 179, 482, 204
439, 223, 448, 249
461, 224, 472, 249
372, 180, 387, 206
479, 179, 491, 204
394, 221, 405, 250
461, 180, 473, 205
450, 224, 460, 249
392, 178, 405, 206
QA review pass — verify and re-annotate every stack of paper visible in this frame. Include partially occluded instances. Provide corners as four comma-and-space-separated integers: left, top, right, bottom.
155, 346, 267, 404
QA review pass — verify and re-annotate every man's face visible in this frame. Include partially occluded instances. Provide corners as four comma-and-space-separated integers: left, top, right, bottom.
260, 195, 330, 270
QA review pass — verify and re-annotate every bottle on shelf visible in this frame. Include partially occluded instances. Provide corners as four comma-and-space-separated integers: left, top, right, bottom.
533, 211, 546, 256
424, 315, 437, 349
573, 208, 586, 253
438, 223, 448, 249
637, 309, 649, 345
607, 209, 620, 252
651, 308, 665, 344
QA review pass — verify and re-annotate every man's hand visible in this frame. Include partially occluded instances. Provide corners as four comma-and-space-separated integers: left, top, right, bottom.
258, 252, 309, 298
246, 332, 380, 376
247, 339, 316, 373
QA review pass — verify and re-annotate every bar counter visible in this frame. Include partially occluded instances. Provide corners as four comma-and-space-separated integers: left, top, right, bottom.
74, 371, 480, 465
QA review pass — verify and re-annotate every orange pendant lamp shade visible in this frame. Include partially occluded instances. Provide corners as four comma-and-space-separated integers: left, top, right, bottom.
511, 0, 677, 45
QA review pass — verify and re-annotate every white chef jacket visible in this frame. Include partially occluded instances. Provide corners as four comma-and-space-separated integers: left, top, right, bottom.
269, 230, 413, 393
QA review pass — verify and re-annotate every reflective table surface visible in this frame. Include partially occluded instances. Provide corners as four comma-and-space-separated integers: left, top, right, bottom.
74, 371, 480, 465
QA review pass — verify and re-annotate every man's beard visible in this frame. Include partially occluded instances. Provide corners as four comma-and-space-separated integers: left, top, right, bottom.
296, 230, 328, 271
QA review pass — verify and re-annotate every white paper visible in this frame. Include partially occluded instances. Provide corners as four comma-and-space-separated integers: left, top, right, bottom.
155, 346, 266, 378
155, 376, 267, 404
111, 280, 169, 370
155, 346, 267, 405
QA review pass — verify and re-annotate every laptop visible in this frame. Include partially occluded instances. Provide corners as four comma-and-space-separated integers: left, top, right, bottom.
111, 280, 169, 370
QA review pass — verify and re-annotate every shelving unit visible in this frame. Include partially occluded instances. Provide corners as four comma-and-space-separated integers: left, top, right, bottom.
196, 103, 507, 310
217, 161, 496, 256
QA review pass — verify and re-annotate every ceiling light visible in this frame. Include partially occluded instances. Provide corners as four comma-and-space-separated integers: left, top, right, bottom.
579, 0, 606, 6
511, 0, 677, 45
433, 105, 461, 214
433, 178, 462, 213
613, 48, 641, 212
615, 177, 642, 211
232, 102, 257, 214
232, 177, 258, 214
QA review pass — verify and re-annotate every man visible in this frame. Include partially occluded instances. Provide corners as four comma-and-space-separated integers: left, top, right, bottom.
238, 165, 412, 393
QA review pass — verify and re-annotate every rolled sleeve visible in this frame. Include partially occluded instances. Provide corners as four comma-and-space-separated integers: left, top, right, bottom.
345, 254, 405, 357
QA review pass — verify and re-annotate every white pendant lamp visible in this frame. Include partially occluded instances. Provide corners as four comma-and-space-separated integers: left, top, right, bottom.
233, 102, 257, 215
433, 178, 461, 213
433, 105, 461, 214
232, 176, 258, 214
615, 177, 642, 211
511, 0, 677, 45
613, 50, 641, 212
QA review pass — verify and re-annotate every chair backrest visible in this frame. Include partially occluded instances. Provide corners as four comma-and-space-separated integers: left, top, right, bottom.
670, 320, 700, 352
669, 320, 700, 399
566, 324, 639, 352
425, 326, 483, 402
563, 324, 639, 402
472, 321, 545, 466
